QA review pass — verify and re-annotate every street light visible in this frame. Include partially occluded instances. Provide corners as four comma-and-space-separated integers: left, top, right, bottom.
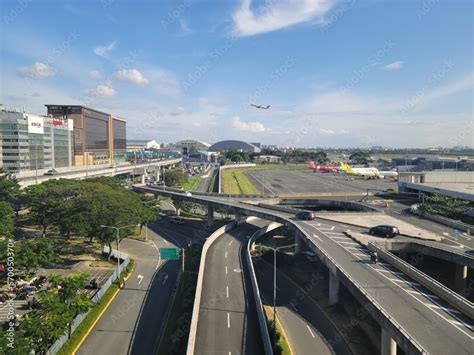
257, 243, 297, 347
100, 224, 137, 283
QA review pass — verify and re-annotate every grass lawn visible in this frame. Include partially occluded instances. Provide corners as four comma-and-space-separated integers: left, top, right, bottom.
58, 259, 135, 355
181, 176, 201, 191
263, 304, 292, 355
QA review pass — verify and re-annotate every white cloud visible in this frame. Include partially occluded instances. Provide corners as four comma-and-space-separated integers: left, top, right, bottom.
232, 116, 266, 132
88, 70, 102, 80
113, 69, 149, 85
94, 40, 117, 57
197, 97, 210, 105
16, 62, 56, 79
148, 68, 180, 95
319, 128, 349, 135
385, 61, 404, 71
86, 83, 116, 98
232, 0, 336, 36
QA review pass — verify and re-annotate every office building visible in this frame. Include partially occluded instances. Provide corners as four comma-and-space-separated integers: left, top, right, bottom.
0, 108, 74, 172
45, 105, 127, 166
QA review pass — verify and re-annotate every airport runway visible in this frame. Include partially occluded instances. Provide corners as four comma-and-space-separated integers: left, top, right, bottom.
245, 169, 397, 195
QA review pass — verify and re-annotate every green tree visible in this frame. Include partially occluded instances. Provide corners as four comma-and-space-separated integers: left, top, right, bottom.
349, 151, 372, 164
0, 168, 20, 205
163, 170, 187, 187
0, 201, 14, 237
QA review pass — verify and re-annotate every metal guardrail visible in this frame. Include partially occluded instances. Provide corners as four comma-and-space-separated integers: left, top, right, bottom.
368, 242, 474, 319
46, 248, 130, 355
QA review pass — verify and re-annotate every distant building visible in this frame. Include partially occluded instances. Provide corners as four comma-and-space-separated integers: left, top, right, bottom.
174, 139, 211, 152
254, 155, 281, 164
45, 105, 127, 166
127, 139, 160, 151
208, 140, 261, 153
392, 154, 473, 171
0, 108, 74, 172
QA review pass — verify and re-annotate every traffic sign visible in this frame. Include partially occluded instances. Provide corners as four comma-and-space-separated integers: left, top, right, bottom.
160, 248, 180, 260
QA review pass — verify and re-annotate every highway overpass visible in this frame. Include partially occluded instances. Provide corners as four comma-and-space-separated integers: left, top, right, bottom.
134, 186, 473, 355
14, 158, 181, 187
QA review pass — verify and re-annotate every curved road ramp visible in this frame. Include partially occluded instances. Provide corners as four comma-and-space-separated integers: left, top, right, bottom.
187, 218, 273, 355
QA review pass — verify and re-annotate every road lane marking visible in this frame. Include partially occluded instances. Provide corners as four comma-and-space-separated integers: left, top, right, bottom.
137, 274, 144, 285
312, 234, 322, 241
227, 312, 231, 328
225, 251, 228, 259
407, 290, 440, 300
306, 324, 315, 338
226, 286, 229, 298
228, 240, 233, 246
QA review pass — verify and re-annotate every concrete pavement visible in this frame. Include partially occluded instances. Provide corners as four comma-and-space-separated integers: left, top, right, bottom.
77, 227, 180, 355
254, 258, 352, 355
194, 220, 269, 355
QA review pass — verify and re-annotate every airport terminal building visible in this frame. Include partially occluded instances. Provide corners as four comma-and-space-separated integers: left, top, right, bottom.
0, 108, 74, 172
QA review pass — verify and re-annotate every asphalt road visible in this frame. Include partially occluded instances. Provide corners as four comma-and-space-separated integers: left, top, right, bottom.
138, 187, 474, 354
297, 218, 474, 355
77, 224, 186, 355
194, 220, 269, 355
245, 169, 397, 196
195, 166, 216, 193
254, 258, 352, 355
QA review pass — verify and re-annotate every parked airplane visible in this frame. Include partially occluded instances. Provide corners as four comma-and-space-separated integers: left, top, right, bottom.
308, 161, 340, 172
340, 163, 398, 179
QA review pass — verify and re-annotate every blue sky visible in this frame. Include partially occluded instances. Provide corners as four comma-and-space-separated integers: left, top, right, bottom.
1, 0, 472, 148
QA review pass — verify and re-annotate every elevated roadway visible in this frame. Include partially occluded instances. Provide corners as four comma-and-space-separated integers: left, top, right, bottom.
194, 220, 269, 355
135, 186, 473, 355
15, 158, 181, 187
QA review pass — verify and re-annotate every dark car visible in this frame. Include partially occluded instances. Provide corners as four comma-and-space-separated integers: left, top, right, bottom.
44, 169, 59, 176
369, 225, 400, 238
296, 211, 316, 220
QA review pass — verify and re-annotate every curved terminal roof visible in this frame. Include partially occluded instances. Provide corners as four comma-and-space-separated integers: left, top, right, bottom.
208, 140, 261, 153
174, 139, 211, 149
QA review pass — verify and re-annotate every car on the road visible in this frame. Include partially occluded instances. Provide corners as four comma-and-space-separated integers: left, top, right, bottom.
296, 211, 316, 220
369, 225, 400, 238
169, 216, 185, 225
43, 169, 59, 176
464, 249, 474, 256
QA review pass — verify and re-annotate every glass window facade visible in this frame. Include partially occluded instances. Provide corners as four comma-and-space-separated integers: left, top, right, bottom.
85, 116, 109, 151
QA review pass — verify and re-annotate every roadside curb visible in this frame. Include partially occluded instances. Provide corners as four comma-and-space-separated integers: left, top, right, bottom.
71, 260, 135, 355
261, 298, 294, 355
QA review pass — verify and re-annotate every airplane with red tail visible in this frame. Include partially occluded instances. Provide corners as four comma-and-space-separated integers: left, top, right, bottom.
307, 161, 340, 173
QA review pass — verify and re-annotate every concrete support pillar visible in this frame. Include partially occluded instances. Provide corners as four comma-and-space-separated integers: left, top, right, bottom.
207, 206, 214, 226
234, 211, 242, 222
381, 328, 397, 355
328, 271, 340, 306
175, 201, 182, 216
155, 169, 160, 182
455, 264, 468, 294
295, 234, 303, 253
140, 174, 146, 184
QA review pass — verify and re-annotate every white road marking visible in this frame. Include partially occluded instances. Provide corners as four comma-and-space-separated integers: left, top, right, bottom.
427, 304, 462, 315
228, 240, 233, 246
389, 278, 420, 287
137, 274, 144, 285
407, 290, 440, 300
226, 286, 229, 298
378, 269, 405, 276
225, 251, 228, 259
227, 312, 231, 328
312, 234, 322, 241
306, 324, 315, 338
162, 274, 168, 285
338, 241, 359, 246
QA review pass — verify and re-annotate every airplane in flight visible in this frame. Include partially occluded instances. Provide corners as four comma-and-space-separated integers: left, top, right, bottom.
340, 162, 398, 179
307, 161, 340, 173
250, 104, 270, 109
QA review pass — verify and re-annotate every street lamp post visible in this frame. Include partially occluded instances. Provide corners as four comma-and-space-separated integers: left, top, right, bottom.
100, 224, 137, 284
257, 243, 297, 347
